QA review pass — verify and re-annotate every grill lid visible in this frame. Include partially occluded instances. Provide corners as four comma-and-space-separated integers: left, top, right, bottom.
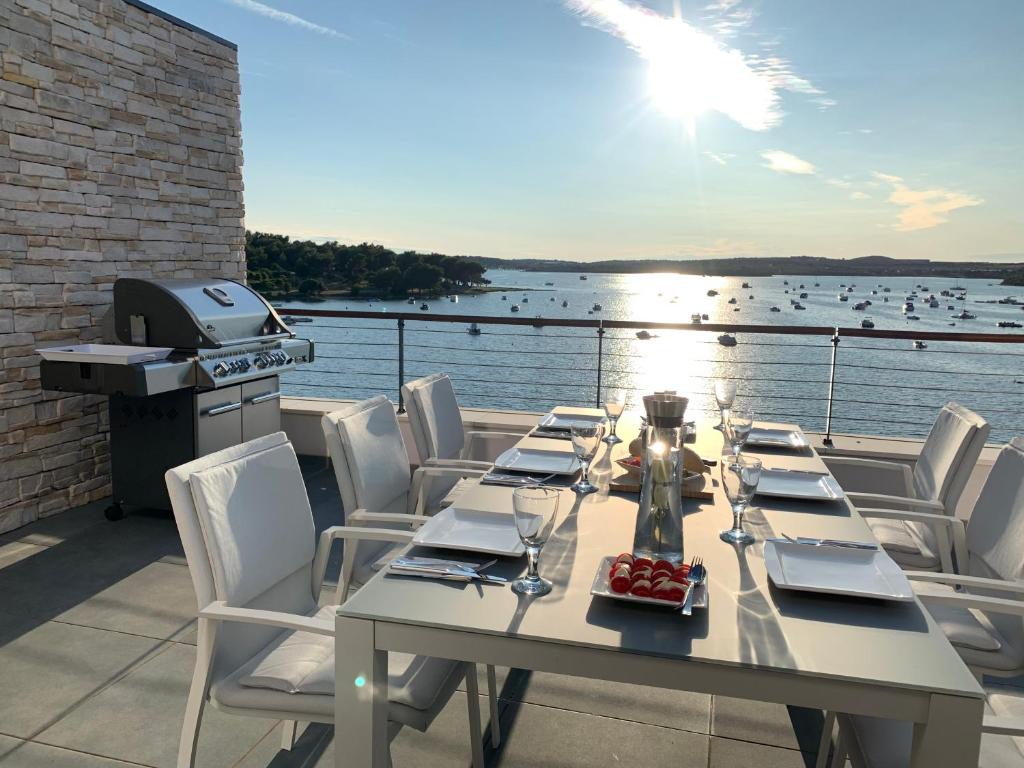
113, 278, 292, 349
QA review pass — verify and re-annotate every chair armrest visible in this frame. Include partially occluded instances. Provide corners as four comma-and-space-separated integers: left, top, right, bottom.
906, 571, 1024, 595
856, 507, 964, 573
915, 590, 1024, 617
822, 456, 913, 497
462, 431, 525, 463
984, 715, 1024, 737
409, 465, 487, 515
347, 510, 431, 529
424, 457, 492, 470
199, 601, 335, 637
855, 507, 960, 525
848, 492, 946, 513
312, 524, 415, 595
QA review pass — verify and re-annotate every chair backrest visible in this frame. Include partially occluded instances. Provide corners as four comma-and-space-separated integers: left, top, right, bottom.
321, 395, 411, 516
402, 373, 465, 463
165, 432, 318, 680
912, 402, 989, 514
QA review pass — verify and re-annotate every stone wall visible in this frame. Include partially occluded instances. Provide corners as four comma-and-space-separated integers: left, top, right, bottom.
0, 0, 244, 531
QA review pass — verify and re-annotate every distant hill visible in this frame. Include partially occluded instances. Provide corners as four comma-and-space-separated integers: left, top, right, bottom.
473, 254, 1024, 279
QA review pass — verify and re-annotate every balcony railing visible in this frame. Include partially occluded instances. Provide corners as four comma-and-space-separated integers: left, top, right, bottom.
277, 308, 1024, 444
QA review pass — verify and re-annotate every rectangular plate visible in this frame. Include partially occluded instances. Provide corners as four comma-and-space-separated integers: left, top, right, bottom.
538, 411, 607, 432
36, 344, 174, 365
763, 540, 914, 601
412, 507, 525, 557
746, 427, 810, 449
756, 468, 845, 501
590, 556, 708, 610
493, 447, 581, 476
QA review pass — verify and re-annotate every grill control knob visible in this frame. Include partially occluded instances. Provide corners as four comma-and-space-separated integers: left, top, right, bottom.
255, 354, 268, 369
284, 356, 294, 366
213, 362, 229, 377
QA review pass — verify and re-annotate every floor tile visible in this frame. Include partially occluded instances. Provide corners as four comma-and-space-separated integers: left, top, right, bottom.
52, 561, 198, 641
0, 734, 139, 767
0, 502, 107, 548
37, 642, 275, 768
0, 616, 164, 740
712, 696, 825, 753
710, 736, 819, 768
0, 541, 47, 570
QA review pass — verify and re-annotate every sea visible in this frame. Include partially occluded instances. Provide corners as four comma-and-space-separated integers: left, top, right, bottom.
280, 270, 1024, 443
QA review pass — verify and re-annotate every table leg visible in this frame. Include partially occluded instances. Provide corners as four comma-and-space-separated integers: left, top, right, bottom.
910, 693, 983, 768
336, 615, 389, 768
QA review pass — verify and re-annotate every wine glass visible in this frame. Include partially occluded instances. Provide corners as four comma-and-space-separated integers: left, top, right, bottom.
720, 453, 762, 545
714, 380, 736, 431
511, 486, 560, 596
602, 389, 626, 444
570, 422, 604, 495
726, 408, 753, 456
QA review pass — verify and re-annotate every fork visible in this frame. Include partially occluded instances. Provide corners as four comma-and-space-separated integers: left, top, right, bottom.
681, 555, 703, 616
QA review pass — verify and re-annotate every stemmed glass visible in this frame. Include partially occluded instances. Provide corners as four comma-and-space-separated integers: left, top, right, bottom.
714, 380, 736, 431
720, 453, 762, 545
570, 422, 604, 495
726, 408, 753, 456
602, 389, 626, 444
511, 486, 560, 596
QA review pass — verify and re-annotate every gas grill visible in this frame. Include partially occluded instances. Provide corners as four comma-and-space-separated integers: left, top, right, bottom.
40, 278, 314, 519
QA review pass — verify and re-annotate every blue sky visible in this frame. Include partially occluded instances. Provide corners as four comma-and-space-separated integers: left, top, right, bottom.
158, 0, 1023, 262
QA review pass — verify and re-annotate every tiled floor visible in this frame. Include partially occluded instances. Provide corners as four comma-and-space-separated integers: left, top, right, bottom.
0, 457, 838, 767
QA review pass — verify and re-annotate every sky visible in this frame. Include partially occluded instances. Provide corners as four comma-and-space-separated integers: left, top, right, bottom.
157, 0, 1024, 262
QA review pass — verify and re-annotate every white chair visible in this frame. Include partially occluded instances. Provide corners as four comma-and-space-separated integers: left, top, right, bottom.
402, 373, 526, 468
825, 402, 989, 571
321, 396, 502, 746
818, 439, 1024, 768
165, 432, 489, 768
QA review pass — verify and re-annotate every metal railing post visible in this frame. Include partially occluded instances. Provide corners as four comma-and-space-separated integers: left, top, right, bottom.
595, 322, 605, 408
396, 317, 406, 413
823, 327, 840, 447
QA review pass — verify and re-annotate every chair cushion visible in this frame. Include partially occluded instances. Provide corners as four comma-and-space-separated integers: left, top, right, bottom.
188, 441, 315, 606
915, 580, 1003, 652
234, 606, 464, 711
408, 374, 465, 461
867, 517, 940, 570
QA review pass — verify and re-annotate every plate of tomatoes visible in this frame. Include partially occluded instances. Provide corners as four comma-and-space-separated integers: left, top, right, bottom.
590, 553, 707, 610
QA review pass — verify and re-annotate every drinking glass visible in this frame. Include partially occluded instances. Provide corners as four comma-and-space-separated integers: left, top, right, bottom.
570, 422, 604, 495
602, 389, 626, 444
511, 486, 560, 596
714, 380, 736, 431
727, 408, 753, 456
720, 453, 762, 545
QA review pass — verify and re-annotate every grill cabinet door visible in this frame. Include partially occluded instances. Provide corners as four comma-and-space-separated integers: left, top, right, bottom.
195, 385, 243, 456
241, 376, 281, 442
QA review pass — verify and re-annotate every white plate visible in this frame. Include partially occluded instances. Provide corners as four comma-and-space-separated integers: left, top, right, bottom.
747, 427, 810, 449
412, 507, 525, 557
590, 556, 708, 610
36, 344, 174, 365
763, 540, 914, 601
538, 412, 607, 432
756, 468, 845, 501
493, 447, 581, 476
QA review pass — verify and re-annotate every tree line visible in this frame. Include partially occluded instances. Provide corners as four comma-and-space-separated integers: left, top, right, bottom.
245, 231, 489, 297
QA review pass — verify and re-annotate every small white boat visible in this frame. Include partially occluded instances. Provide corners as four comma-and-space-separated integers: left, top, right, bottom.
407, 298, 415, 305
717, 334, 737, 347
691, 314, 702, 324
636, 330, 652, 340
467, 323, 482, 336
903, 302, 914, 313
510, 304, 520, 312
449, 295, 458, 303
839, 294, 849, 302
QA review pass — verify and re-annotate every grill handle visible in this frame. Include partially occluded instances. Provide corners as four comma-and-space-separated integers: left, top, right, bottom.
247, 391, 281, 405
204, 401, 242, 417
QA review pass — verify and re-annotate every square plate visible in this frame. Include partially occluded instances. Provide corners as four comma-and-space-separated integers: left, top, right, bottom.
756, 468, 845, 501
746, 427, 810, 449
493, 447, 581, 476
590, 556, 708, 610
763, 540, 914, 601
538, 411, 607, 432
412, 507, 525, 556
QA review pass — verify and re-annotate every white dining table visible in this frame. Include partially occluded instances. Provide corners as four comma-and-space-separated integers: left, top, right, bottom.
334, 415, 984, 767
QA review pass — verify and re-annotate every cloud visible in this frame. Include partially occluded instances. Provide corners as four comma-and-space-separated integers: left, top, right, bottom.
858, 128, 873, 134
826, 177, 852, 188
703, 150, 735, 165
761, 150, 816, 175
563, 0, 828, 131
223, 0, 349, 39
672, 238, 759, 257
872, 172, 983, 231
850, 191, 870, 200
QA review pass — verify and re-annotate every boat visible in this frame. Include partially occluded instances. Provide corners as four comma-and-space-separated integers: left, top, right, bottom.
871, 290, 878, 295
741, 282, 750, 289
903, 302, 914, 313
419, 303, 429, 311
847, 286, 854, 292
522, 297, 529, 303
407, 298, 415, 304
579, 275, 588, 280
906, 314, 920, 320
701, 313, 709, 320
531, 316, 545, 328
914, 340, 928, 350
770, 306, 781, 312
636, 330, 652, 340
799, 284, 806, 289
544, 282, 554, 286
814, 283, 820, 287
748, 295, 754, 300
550, 296, 555, 301
467, 323, 482, 336
449, 295, 458, 302
861, 318, 875, 329
953, 310, 976, 319
784, 280, 789, 285
838, 294, 849, 302
727, 297, 737, 305
793, 302, 806, 310
707, 289, 719, 297
717, 334, 737, 347
501, 295, 507, 301
999, 321, 1023, 328
561, 300, 569, 308
281, 315, 313, 324
690, 314, 702, 324
929, 299, 940, 308
853, 302, 868, 311
799, 292, 808, 299
592, 303, 602, 311
883, 287, 891, 293
510, 304, 520, 312
951, 285, 966, 291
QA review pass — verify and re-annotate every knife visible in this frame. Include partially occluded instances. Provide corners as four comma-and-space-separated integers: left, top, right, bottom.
775, 534, 878, 550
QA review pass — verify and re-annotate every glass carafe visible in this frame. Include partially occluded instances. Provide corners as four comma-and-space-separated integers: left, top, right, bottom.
632, 393, 688, 564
